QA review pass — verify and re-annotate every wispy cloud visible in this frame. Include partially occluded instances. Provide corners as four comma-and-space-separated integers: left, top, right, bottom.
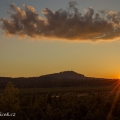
1, 1, 120, 41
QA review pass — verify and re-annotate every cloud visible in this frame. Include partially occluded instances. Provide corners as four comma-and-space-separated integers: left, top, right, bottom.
1, 2, 120, 41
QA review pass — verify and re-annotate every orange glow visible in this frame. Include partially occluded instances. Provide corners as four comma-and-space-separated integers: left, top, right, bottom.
106, 80, 120, 120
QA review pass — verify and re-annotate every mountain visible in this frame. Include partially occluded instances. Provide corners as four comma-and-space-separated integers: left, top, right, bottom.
0, 71, 117, 89
40, 71, 85, 79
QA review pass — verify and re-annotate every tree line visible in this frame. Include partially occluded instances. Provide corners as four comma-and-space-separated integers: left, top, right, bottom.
0, 77, 118, 89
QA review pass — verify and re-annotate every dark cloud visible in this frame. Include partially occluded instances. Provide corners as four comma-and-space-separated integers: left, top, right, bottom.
1, 2, 120, 41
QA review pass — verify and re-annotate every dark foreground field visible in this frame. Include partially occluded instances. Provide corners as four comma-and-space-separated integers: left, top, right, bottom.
0, 82, 120, 120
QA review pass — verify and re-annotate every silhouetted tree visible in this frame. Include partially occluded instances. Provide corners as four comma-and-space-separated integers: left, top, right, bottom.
3, 82, 20, 112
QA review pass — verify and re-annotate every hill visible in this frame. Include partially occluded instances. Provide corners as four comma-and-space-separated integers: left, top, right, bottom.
40, 71, 85, 79
0, 71, 118, 89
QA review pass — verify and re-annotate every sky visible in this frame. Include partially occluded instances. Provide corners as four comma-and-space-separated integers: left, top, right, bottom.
0, 0, 120, 78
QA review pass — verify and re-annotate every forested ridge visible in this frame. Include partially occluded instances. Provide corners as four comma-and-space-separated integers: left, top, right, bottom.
0, 71, 118, 89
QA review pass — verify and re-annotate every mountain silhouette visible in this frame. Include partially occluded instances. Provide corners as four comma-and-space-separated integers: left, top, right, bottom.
0, 71, 117, 89
40, 71, 85, 79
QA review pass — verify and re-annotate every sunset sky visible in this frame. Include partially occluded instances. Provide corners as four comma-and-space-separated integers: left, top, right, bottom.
0, 0, 120, 78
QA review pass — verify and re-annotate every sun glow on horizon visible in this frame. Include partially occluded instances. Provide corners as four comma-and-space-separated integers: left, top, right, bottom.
106, 79, 120, 120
